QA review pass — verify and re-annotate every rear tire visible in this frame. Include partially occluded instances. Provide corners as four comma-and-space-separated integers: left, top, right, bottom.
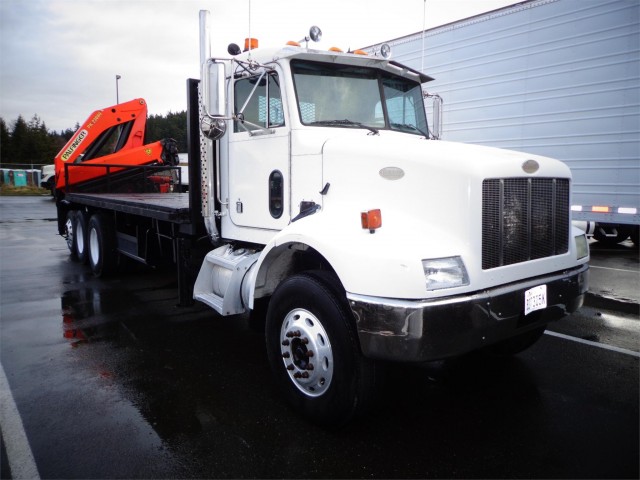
64, 211, 77, 258
88, 214, 117, 277
265, 271, 376, 427
75, 210, 89, 264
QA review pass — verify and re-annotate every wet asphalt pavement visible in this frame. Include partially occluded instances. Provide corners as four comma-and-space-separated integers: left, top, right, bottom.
1, 196, 638, 479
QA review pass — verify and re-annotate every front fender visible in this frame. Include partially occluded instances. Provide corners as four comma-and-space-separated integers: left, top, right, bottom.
248, 211, 467, 307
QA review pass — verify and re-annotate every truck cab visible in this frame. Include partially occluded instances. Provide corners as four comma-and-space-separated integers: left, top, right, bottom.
193, 14, 589, 425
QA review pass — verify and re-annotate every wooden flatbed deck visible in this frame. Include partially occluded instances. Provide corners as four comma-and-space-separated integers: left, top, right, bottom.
67, 192, 192, 223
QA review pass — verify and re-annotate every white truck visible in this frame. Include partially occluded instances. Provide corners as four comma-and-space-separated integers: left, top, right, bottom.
54, 10, 589, 426
367, 0, 640, 246
41, 164, 55, 194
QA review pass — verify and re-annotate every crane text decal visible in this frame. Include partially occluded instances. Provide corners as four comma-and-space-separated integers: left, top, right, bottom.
61, 130, 88, 162
86, 111, 103, 129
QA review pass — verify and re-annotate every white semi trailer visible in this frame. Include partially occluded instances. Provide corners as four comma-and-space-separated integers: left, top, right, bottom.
367, 0, 639, 245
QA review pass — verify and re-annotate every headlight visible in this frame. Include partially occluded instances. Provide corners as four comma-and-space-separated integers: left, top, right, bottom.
575, 233, 589, 260
422, 256, 470, 291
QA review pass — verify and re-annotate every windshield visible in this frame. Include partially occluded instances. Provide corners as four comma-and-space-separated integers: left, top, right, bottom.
291, 60, 429, 136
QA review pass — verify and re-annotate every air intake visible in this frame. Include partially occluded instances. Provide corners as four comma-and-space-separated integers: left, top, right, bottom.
482, 178, 569, 270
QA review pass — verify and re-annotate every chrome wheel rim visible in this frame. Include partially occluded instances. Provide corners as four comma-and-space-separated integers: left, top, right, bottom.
279, 308, 333, 398
65, 217, 74, 250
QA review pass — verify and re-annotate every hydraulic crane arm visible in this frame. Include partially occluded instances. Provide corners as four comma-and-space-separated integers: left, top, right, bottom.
54, 98, 178, 192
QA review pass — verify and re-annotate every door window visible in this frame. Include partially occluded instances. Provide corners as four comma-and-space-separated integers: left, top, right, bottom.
234, 72, 284, 133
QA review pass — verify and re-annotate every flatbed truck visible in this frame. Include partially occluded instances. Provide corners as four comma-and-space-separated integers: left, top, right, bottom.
53, 11, 589, 426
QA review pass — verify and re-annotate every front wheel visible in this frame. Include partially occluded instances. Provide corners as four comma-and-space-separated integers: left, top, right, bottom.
265, 272, 376, 427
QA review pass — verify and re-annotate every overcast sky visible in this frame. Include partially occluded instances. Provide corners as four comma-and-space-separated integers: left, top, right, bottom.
0, 0, 517, 133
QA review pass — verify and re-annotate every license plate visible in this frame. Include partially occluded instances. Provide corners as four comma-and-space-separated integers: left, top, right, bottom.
524, 284, 547, 316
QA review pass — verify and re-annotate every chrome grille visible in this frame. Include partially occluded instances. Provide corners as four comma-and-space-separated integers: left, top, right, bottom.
482, 178, 569, 270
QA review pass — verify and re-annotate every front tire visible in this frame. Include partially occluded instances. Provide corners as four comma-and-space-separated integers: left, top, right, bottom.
266, 272, 376, 427
88, 213, 116, 277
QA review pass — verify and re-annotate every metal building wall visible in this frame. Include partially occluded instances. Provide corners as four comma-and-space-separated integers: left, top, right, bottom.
372, 0, 639, 225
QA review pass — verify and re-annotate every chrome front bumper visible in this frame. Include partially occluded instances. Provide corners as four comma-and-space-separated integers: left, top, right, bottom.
348, 264, 589, 362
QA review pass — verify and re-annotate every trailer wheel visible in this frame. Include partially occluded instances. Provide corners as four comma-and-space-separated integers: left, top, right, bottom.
593, 225, 632, 246
74, 210, 89, 264
265, 271, 376, 427
630, 226, 639, 247
64, 211, 77, 257
88, 214, 116, 277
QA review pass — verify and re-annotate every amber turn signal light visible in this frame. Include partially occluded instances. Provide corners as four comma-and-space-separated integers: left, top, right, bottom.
361, 209, 382, 233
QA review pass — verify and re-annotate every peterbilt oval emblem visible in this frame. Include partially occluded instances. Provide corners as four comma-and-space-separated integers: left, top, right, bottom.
522, 159, 539, 174
379, 167, 405, 180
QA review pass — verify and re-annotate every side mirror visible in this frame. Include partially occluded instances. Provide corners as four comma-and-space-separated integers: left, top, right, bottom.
200, 116, 226, 141
201, 60, 228, 140
424, 92, 443, 140
203, 60, 227, 118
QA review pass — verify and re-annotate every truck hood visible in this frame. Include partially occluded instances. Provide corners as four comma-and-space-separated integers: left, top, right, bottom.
321, 131, 571, 190
320, 132, 571, 241
288, 130, 579, 298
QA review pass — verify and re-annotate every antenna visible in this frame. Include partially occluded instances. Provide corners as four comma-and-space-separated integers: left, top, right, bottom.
248, 0, 252, 56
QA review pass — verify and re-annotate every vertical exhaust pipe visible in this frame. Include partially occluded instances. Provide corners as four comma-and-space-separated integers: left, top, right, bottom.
200, 10, 211, 71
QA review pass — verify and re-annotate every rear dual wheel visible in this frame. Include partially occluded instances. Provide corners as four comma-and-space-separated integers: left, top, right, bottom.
64, 211, 77, 257
88, 213, 117, 277
75, 211, 89, 264
65, 210, 88, 263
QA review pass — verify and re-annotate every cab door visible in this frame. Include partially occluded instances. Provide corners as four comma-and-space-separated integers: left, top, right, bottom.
228, 69, 289, 231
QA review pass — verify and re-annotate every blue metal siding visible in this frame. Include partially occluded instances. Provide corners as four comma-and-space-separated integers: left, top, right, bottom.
374, 0, 639, 225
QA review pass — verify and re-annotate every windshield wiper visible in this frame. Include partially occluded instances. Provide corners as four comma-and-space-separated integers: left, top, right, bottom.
310, 119, 379, 135
390, 122, 429, 138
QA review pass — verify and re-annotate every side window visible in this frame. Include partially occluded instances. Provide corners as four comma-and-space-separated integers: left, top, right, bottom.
234, 72, 284, 133
382, 76, 428, 134
386, 96, 418, 124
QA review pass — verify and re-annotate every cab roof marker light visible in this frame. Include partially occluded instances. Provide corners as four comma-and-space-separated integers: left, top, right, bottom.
592, 206, 610, 213
244, 38, 258, 51
618, 207, 637, 214
571, 205, 583, 212
353, 49, 368, 55
329, 46, 343, 52
286, 40, 301, 47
